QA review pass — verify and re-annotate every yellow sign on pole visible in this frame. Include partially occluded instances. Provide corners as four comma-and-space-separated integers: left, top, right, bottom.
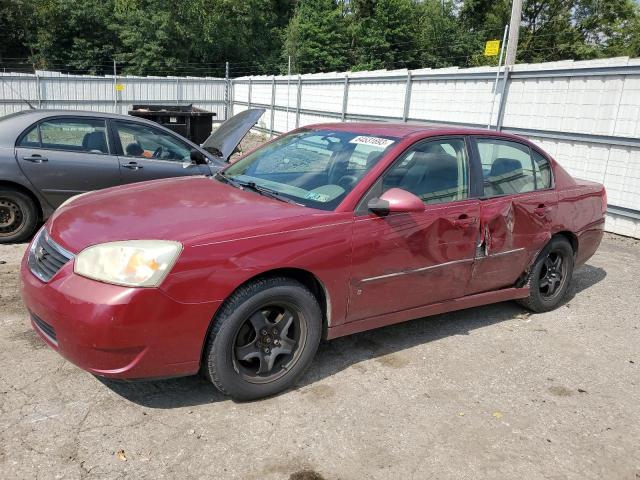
114, 84, 125, 91
484, 40, 501, 56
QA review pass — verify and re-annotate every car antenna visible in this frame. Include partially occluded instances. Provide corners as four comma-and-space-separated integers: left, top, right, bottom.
0, 72, 36, 110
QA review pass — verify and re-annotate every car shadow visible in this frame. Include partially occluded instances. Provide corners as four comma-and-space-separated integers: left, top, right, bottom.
99, 264, 606, 408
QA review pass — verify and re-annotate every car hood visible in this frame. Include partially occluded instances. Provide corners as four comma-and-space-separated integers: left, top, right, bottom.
48, 176, 318, 253
201, 108, 265, 161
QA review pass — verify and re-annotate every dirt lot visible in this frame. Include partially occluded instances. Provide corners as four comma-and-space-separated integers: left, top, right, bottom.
1, 233, 639, 480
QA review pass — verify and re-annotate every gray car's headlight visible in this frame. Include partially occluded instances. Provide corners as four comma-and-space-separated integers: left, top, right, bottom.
74, 240, 183, 287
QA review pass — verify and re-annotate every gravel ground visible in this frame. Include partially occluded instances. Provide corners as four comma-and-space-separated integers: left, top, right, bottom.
1, 233, 639, 480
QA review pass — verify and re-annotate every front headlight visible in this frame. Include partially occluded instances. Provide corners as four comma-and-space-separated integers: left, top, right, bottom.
74, 240, 183, 287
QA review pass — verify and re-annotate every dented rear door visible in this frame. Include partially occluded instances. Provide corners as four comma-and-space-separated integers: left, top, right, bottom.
465, 136, 558, 295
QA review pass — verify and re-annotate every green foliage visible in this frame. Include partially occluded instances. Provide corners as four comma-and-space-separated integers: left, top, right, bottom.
284, 0, 350, 74
0, 0, 639, 76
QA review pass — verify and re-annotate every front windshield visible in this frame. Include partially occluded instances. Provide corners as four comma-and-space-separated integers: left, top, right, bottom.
221, 129, 398, 210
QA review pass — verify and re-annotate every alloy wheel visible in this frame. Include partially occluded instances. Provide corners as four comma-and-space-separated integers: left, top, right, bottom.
232, 302, 307, 384
538, 250, 567, 298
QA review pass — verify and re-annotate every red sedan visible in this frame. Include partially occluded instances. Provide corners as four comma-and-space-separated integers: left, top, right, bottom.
21, 124, 606, 400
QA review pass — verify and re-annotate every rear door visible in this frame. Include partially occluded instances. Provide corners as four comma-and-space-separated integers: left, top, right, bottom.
15, 117, 121, 207
465, 137, 558, 294
112, 120, 212, 183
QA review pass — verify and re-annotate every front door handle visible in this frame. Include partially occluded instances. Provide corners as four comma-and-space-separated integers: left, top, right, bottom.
453, 214, 477, 228
23, 155, 48, 163
123, 162, 143, 170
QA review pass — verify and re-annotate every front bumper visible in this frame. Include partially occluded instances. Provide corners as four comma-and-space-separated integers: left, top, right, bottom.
20, 253, 221, 379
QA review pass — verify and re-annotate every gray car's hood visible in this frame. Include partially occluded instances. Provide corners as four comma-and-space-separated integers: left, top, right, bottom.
201, 108, 265, 161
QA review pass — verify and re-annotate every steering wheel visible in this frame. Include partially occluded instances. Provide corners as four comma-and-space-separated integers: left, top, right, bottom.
337, 175, 358, 190
152, 146, 163, 158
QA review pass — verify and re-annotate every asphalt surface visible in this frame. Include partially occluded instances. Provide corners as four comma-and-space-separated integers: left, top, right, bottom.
1, 234, 638, 480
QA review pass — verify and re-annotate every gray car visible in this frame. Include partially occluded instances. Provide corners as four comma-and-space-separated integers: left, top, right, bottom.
0, 108, 264, 243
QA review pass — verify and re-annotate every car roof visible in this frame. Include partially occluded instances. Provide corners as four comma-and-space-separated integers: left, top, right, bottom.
303, 122, 528, 142
0, 109, 174, 146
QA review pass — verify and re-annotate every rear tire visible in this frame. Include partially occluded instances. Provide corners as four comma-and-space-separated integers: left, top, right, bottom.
0, 187, 38, 243
518, 236, 574, 313
203, 276, 322, 401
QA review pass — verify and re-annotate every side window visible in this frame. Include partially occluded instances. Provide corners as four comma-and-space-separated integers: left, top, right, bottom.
39, 118, 109, 154
477, 139, 535, 196
18, 124, 40, 147
115, 121, 191, 161
532, 150, 552, 189
382, 138, 469, 205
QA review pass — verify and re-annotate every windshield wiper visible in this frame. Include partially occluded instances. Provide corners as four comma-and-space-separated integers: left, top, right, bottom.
238, 181, 304, 206
215, 171, 243, 188
215, 173, 303, 206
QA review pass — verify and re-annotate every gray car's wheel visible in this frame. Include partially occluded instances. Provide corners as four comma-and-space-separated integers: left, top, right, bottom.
203, 276, 322, 400
0, 188, 38, 244
517, 236, 574, 313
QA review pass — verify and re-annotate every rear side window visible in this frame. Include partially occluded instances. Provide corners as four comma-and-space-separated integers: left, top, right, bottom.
18, 124, 40, 147
37, 118, 109, 154
477, 139, 537, 196
532, 150, 552, 189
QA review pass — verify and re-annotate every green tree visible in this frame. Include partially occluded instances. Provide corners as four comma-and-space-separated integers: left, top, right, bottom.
283, 0, 350, 74
416, 0, 483, 69
0, 0, 35, 67
348, 0, 419, 70
29, 0, 119, 74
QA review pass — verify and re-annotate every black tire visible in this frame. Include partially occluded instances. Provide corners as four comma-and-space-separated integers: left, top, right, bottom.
517, 236, 574, 313
0, 187, 38, 244
203, 276, 322, 400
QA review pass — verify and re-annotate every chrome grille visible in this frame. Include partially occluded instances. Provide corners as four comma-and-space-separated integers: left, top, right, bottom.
28, 230, 74, 282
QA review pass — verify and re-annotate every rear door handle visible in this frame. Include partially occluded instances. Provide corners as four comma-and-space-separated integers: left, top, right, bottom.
123, 162, 143, 170
23, 155, 48, 163
534, 204, 552, 216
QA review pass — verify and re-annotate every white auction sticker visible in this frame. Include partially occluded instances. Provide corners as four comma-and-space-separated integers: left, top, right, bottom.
349, 136, 395, 148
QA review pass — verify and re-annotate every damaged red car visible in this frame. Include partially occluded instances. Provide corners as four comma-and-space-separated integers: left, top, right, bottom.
21, 124, 606, 400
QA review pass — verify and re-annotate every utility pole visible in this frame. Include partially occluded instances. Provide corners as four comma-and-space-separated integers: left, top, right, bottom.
504, 0, 523, 66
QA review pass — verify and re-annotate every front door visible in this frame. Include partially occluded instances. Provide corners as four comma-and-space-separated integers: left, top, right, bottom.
15, 117, 121, 207
466, 137, 558, 294
112, 120, 212, 183
348, 137, 480, 322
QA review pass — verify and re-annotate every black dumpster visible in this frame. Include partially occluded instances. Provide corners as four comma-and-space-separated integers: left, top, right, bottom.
128, 104, 216, 145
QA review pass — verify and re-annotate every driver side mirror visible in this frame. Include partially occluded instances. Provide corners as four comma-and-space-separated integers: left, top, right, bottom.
368, 188, 425, 215
190, 149, 207, 165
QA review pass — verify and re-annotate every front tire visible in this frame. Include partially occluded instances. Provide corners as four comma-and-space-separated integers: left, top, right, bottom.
518, 236, 574, 313
203, 276, 322, 400
0, 187, 38, 243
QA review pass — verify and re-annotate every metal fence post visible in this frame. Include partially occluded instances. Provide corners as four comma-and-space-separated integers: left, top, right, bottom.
35, 72, 41, 108
341, 74, 350, 122
269, 75, 276, 137
295, 75, 302, 128
402, 71, 412, 122
113, 60, 117, 112
495, 67, 511, 131
224, 62, 229, 120
247, 77, 252, 109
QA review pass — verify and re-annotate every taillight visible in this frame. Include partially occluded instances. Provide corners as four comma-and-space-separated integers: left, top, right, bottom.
602, 188, 607, 215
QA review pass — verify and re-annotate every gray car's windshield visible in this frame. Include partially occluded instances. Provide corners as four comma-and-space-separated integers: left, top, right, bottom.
220, 129, 397, 210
